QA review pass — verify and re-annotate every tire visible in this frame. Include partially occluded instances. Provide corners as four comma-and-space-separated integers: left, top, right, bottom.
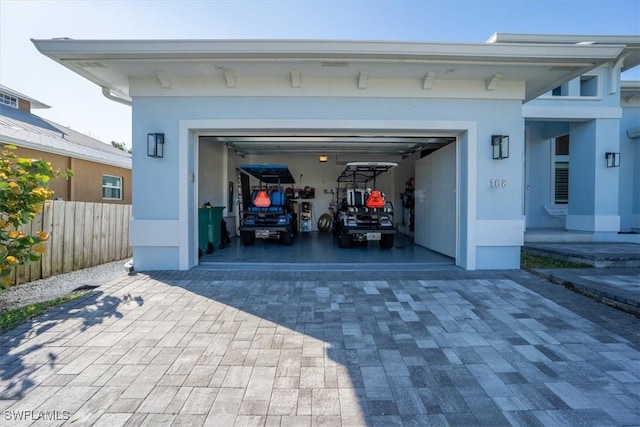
241, 231, 255, 246
317, 213, 332, 232
206, 242, 214, 254
338, 228, 351, 248
380, 233, 394, 249
282, 229, 293, 246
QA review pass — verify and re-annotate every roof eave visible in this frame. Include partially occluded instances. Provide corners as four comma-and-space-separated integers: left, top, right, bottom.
1, 135, 132, 169
31, 38, 625, 62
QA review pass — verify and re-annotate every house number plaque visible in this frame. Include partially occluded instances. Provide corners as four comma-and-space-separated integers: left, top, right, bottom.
489, 179, 507, 189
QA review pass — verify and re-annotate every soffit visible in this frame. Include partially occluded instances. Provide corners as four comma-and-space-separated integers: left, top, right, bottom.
32, 38, 625, 102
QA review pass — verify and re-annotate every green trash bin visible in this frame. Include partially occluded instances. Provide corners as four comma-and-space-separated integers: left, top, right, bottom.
210, 206, 225, 249
198, 206, 214, 256
198, 206, 226, 257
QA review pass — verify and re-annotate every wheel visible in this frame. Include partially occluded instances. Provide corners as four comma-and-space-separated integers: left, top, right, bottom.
317, 213, 332, 232
338, 228, 351, 248
241, 231, 255, 246
206, 242, 214, 254
380, 233, 394, 249
282, 229, 293, 246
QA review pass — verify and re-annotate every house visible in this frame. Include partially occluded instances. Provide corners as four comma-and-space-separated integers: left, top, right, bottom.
0, 84, 132, 203
32, 34, 639, 270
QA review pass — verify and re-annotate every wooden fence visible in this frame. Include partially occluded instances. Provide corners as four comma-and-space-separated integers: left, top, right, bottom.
9, 201, 132, 286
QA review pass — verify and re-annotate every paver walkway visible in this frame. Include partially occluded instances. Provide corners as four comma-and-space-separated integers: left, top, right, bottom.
1, 270, 639, 426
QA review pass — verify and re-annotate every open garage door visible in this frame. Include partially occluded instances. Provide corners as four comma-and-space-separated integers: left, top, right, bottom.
414, 142, 457, 258
195, 131, 458, 269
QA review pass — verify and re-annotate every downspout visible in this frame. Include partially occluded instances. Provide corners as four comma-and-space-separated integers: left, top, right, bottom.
101, 86, 132, 106
609, 55, 627, 95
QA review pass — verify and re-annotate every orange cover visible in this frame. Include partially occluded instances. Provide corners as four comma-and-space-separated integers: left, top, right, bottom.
365, 190, 385, 208
253, 190, 272, 207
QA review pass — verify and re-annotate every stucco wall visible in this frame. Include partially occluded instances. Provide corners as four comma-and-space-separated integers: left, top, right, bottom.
621, 102, 640, 231
130, 94, 525, 270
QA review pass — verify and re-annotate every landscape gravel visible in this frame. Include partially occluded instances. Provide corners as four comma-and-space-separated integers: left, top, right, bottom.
0, 260, 130, 312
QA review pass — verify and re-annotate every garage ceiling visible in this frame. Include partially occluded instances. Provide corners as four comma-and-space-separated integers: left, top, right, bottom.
206, 135, 456, 157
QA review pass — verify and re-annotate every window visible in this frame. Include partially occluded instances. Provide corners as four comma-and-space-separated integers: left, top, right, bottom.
551, 83, 568, 97
548, 74, 599, 98
553, 135, 569, 204
580, 75, 598, 97
102, 175, 123, 200
0, 92, 18, 108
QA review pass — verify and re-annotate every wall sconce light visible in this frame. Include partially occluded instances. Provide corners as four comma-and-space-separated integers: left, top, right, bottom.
318, 154, 328, 163
492, 135, 509, 160
605, 152, 620, 167
147, 133, 164, 158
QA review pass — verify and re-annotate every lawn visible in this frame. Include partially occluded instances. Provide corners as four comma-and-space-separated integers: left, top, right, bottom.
0, 291, 88, 333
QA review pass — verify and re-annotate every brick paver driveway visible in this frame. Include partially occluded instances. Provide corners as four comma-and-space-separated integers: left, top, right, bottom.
1, 270, 639, 426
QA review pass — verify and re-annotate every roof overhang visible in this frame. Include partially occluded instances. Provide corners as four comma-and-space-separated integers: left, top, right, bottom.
32, 38, 626, 102
488, 33, 640, 72
31, 37, 630, 158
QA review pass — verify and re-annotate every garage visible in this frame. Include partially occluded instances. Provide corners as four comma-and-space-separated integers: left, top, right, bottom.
32, 37, 624, 271
195, 132, 458, 268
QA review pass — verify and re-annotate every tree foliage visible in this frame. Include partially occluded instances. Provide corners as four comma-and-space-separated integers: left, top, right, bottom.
111, 141, 131, 153
0, 145, 72, 288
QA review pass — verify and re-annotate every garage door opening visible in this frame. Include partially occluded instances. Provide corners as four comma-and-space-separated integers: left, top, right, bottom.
193, 132, 459, 269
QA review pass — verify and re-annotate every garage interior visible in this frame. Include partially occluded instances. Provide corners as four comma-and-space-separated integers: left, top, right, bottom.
196, 133, 458, 268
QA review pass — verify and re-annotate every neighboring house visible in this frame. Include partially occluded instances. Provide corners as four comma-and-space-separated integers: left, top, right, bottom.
33, 34, 639, 271
0, 84, 132, 203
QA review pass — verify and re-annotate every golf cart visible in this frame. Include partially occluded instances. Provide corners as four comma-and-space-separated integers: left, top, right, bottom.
239, 164, 296, 246
333, 162, 397, 248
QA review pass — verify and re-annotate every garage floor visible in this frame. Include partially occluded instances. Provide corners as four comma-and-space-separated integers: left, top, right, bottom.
199, 231, 455, 270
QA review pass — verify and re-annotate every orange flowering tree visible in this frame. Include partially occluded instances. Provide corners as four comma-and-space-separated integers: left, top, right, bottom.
0, 144, 72, 288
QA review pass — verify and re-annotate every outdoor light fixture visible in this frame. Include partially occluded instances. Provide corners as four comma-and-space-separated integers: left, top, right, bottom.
318, 154, 328, 163
147, 133, 164, 158
605, 152, 620, 168
492, 135, 509, 160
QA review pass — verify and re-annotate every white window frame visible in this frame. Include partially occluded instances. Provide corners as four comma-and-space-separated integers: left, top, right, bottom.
0, 93, 18, 108
102, 174, 123, 200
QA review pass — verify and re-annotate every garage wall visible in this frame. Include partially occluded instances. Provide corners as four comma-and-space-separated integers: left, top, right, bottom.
238, 153, 396, 232
414, 143, 456, 258
198, 137, 226, 207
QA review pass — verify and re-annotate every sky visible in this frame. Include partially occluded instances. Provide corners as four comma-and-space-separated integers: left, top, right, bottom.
1, 0, 639, 148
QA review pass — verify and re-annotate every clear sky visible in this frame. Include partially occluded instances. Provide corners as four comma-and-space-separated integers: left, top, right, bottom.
1, 0, 639, 148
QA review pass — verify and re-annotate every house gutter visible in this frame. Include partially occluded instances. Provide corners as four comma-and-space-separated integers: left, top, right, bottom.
102, 86, 132, 106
